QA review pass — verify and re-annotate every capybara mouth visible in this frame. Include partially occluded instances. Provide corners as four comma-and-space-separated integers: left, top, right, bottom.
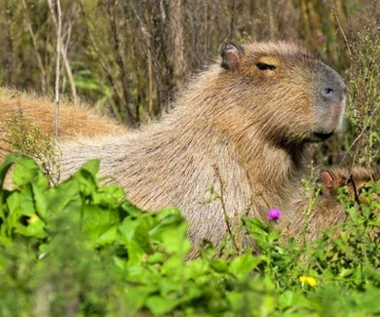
312, 131, 334, 142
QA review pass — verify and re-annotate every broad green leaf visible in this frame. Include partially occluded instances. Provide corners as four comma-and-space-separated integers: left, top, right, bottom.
6, 191, 35, 217
146, 295, 183, 315
242, 216, 270, 250
229, 253, 266, 279
121, 200, 144, 217
82, 204, 119, 246
14, 214, 46, 238
71, 160, 100, 197
92, 185, 125, 208
147, 252, 165, 264
268, 229, 281, 243
79, 159, 100, 176
0, 154, 22, 189
210, 258, 228, 273
126, 239, 146, 265
12, 156, 48, 189
123, 287, 152, 314
33, 179, 81, 221
126, 265, 158, 284
154, 223, 191, 256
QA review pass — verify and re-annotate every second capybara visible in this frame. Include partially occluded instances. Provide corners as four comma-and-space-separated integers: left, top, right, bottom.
48, 41, 346, 256
284, 166, 380, 243
318, 166, 380, 203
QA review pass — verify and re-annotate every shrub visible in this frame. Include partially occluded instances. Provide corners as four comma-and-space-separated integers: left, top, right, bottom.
0, 155, 379, 316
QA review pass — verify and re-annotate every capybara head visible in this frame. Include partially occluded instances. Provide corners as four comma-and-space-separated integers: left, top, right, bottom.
318, 167, 380, 201
215, 42, 346, 145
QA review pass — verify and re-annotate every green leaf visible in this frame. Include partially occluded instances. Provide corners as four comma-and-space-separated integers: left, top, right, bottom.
0, 154, 22, 189
71, 160, 100, 196
14, 214, 46, 238
33, 178, 81, 221
268, 229, 280, 243
119, 216, 153, 265
92, 185, 125, 207
147, 252, 166, 264
12, 156, 48, 189
82, 204, 119, 246
242, 216, 270, 251
80, 159, 100, 176
210, 258, 228, 273
154, 223, 191, 256
123, 287, 152, 314
6, 191, 35, 217
229, 253, 266, 279
121, 200, 144, 217
146, 295, 183, 315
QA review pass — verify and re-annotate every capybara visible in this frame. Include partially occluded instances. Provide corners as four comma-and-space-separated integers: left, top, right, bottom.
318, 166, 380, 203
49, 41, 346, 255
0, 87, 127, 162
284, 166, 380, 242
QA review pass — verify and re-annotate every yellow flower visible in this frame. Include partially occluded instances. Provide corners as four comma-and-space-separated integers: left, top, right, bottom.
28, 214, 39, 224
299, 275, 317, 287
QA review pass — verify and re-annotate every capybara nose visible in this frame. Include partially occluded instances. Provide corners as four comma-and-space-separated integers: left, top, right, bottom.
321, 85, 345, 103
318, 62, 346, 104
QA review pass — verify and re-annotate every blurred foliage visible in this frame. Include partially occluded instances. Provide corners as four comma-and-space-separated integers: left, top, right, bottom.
0, 155, 379, 316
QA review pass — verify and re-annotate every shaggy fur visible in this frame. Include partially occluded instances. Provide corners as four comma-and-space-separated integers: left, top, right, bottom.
0, 87, 127, 162
319, 166, 380, 201
284, 166, 380, 242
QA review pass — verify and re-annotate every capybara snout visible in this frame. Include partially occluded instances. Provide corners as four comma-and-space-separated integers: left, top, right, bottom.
312, 62, 346, 139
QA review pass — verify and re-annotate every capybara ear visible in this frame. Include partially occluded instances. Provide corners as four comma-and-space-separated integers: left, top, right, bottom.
318, 169, 336, 192
318, 169, 335, 188
221, 42, 244, 70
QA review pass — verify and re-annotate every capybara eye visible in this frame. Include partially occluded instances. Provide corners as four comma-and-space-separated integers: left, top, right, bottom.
256, 62, 276, 71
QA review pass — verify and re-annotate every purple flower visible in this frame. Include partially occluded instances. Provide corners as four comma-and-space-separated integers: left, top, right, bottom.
267, 208, 282, 221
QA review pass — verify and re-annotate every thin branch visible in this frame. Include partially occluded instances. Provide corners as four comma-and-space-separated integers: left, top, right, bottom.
125, 2, 166, 113
213, 165, 240, 252
328, 0, 352, 57
54, 0, 62, 142
47, 0, 78, 105
105, 0, 135, 125
147, 44, 154, 119
348, 173, 362, 210
21, 0, 47, 94
4, 0, 15, 85
267, 0, 275, 39
228, 0, 237, 42
79, 0, 125, 122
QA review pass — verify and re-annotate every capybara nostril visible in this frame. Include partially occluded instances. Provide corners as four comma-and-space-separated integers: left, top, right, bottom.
322, 87, 334, 99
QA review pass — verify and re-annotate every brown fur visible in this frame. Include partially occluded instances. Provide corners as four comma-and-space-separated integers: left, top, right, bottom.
51, 41, 347, 256
319, 166, 380, 203
283, 167, 380, 242
283, 196, 347, 242
0, 87, 128, 162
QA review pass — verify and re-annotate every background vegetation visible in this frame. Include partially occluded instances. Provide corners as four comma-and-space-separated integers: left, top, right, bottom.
0, 0, 379, 166
0, 0, 379, 316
